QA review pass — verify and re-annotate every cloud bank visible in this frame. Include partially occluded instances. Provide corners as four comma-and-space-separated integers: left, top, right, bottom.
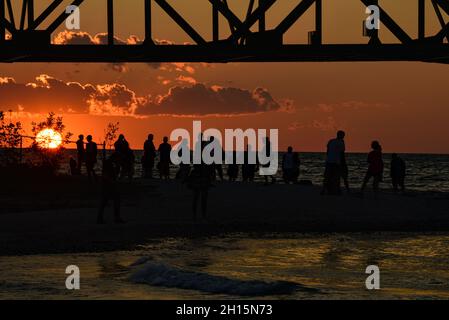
0, 75, 284, 117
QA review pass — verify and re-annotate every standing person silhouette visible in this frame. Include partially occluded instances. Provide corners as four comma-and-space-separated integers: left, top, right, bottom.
85, 135, 98, 182
321, 130, 346, 195
76, 135, 85, 174
227, 151, 239, 182
143, 134, 156, 178
158, 137, 172, 180
390, 153, 406, 192
69, 157, 79, 176
97, 155, 125, 224
175, 139, 191, 182
114, 134, 130, 178
187, 163, 211, 221
282, 146, 300, 184
209, 136, 224, 182
125, 148, 135, 182
186, 138, 211, 221
361, 140, 384, 197
242, 145, 256, 182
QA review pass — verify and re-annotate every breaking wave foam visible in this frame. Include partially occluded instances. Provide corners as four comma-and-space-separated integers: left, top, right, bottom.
129, 260, 317, 296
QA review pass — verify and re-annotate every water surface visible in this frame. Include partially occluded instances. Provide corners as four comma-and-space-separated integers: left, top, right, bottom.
1, 233, 449, 300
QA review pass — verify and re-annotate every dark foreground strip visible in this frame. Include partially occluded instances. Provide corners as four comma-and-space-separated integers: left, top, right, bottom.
0, 300, 445, 319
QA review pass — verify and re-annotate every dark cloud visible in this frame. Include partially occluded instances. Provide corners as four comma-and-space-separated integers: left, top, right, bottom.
88, 83, 139, 116
53, 31, 192, 73
0, 75, 95, 113
54, 32, 129, 73
0, 75, 284, 117
53, 31, 126, 45
136, 83, 281, 116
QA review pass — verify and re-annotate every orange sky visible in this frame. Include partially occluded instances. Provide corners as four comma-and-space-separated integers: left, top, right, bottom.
1, 0, 449, 153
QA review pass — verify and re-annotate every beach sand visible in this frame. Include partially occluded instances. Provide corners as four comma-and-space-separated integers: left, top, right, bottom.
1, 177, 449, 256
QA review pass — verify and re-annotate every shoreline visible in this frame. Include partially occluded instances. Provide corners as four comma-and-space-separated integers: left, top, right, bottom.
1, 178, 449, 256
36, 148, 449, 156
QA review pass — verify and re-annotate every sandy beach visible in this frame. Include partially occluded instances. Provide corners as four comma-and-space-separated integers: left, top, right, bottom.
1, 177, 449, 256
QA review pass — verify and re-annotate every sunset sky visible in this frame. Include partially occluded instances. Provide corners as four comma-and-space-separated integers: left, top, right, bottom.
1, 0, 449, 153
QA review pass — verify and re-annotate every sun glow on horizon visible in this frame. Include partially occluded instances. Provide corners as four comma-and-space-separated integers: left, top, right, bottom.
35, 129, 63, 149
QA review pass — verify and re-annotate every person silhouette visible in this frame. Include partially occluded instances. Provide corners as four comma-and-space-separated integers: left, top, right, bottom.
321, 130, 346, 195
390, 153, 406, 192
175, 138, 191, 182
186, 140, 212, 220
69, 157, 80, 176
97, 154, 125, 224
242, 145, 256, 182
76, 134, 85, 174
227, 151, 239, 182
158, 136, 172, 180
361, 140, 384, 196
282, 146, 300, 184
114, 134, 129, 154
194, 133, 205, 162
85, 135, 98, 182
125, 148, 135, 182
187, 163, 212, 221
143, 134, 156, 178
208, 136, 224, 182
114, 134, 130, 178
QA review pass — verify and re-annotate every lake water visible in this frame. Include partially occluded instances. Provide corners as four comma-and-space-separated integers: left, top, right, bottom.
57, 151, 449, 193
1, 233, 449, 300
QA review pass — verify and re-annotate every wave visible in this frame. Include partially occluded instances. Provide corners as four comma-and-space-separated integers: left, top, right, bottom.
129, 260, 318, 296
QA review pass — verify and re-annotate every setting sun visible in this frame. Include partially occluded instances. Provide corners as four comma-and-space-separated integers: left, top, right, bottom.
35, 129, 63, 149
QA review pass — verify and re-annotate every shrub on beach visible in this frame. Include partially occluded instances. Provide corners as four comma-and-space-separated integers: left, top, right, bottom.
29, 112, 73, 175
0, 111, 23, 167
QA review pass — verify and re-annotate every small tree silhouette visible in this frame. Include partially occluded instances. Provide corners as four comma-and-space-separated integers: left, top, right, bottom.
0, 111, 24, 166
30, 112, 73, 174
104, 122, 120, 150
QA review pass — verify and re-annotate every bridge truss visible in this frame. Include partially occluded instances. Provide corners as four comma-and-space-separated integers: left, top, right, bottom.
0, 0, 449, 63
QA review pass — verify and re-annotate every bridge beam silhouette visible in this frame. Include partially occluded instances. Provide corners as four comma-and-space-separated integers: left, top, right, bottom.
0, 0, 448, 63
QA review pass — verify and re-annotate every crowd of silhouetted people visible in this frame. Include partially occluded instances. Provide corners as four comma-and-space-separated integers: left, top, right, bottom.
70, 130, 407, 224
321, 130, 406, 198
70, 134, 99, 182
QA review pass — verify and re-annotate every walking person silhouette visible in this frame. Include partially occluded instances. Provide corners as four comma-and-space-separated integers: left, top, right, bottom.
361, 140, 384, 197
97, 154, 125, 224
